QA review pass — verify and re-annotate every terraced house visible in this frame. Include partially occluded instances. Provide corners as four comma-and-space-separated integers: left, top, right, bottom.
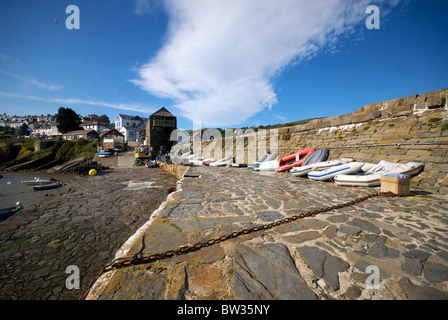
114, 114, 147, 145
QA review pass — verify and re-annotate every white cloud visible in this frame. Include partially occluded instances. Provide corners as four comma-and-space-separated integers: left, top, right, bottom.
0, 69, 63, 91
131, 0, 400, 127
0, 92, 153, 114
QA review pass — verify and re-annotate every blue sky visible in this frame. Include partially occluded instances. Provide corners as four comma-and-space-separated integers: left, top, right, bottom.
0, 0, 447, 130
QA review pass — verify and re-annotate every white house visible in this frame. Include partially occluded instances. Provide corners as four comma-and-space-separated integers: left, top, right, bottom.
119, 126, 145, 143
32, 124, 52, 137
114, 114, 147, 131
114, 114, 147, 142
82, 122, 113, 135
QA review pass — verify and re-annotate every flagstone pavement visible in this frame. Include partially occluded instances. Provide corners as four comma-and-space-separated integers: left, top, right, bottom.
87, 166, 448, 300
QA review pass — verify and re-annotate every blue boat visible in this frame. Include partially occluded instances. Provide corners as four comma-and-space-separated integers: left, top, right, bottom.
33, 182, 63, 191
98, 151, 113, 157
0, 203, 23, 220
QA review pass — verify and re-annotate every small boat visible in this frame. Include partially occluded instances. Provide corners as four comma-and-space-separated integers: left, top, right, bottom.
248, 152, 269, 169
33, 182, 63, 191
255, 160, 279, 172
301, 148, 329, 167
209, 156, 233, 167
229, 163, 247, 167
276, 148, 316, 172
292, 158, 355, 177
0, 202, 23, 220
308, 162, 367, 181
250, 151, 278, 170
182, 154, 202, 165
22, 177, 57, 185
202, 159, 216, 166
98, 151, 113, 158
334, 161, 424, 187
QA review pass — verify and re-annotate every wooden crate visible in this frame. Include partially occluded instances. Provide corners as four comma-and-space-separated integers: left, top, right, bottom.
381, 176, 410, 195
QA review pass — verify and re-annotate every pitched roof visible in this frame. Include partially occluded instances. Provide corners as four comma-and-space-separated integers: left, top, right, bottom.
120, 126, 145, 131
151, 107, 175, 118
100, 128, 124, 137
62, 129, 98, 135
117, 114, 148, 121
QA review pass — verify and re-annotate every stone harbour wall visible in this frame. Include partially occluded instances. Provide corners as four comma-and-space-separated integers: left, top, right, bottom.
194, 88, 448, 194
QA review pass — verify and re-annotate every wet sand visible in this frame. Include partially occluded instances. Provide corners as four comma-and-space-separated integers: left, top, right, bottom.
0, 173, 78, 208
0, 167, 178, 300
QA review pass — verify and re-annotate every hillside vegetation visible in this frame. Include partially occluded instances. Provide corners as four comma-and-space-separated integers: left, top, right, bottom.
0, 139, 98, 168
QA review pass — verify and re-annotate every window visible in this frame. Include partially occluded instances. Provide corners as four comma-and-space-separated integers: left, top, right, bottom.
153, 117, 175, 127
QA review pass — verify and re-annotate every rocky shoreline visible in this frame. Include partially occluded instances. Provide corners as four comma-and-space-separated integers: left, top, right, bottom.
0, 166, 178, 299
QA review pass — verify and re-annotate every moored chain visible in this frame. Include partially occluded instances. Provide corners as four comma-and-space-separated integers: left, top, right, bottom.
80, 191, 404, 300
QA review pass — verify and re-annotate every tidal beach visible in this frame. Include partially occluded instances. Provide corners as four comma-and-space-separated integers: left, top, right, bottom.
0, 166, 178, 299
0, 173, 78, 208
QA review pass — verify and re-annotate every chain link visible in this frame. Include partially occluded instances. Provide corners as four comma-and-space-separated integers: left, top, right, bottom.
80, 191, 406, 299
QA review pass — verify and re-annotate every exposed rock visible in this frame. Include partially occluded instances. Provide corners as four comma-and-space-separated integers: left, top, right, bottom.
423, 262, 448, 283
282, 231, 321, 243
185, 263, 229, 299
256, 210, 284, 222
402, 249, 431, 262
401, 258, 423, 276
322, 225, 338, 239
353, 259, 390, 280
297, 246, 349, 291
126, 218, 187, 257
368, 236, 400, 259
347, 218, 381, 234
343, 285, 362, 300
233, 243, 316, 300
338, 224, 362, 237
398, 277, 448, 300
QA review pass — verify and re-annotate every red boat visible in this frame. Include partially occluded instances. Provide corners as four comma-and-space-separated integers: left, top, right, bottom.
276, 148, 315, 172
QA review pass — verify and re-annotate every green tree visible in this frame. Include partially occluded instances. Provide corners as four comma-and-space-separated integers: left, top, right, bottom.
98, 114, 110, 124
55, 107, 82, 134
18, 123, 29, 136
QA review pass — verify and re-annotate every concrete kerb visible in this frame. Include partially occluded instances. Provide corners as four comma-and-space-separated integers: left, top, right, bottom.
85, 164, 191, 299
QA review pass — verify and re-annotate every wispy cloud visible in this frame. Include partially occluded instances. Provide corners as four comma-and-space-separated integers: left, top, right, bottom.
132, 0, 164, 15
0, 92, 154, 114
0, 69, 63, 91
131, 0, 401, 127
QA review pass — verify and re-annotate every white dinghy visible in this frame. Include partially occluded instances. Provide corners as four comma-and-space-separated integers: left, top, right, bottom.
334, 161, 424, 187
255, 160, 279, 172
291, 157, 355, 177
308, 162, 367, 181
249, 151, 278, 170
209, 156, 233, 167
181, 154, 202, 165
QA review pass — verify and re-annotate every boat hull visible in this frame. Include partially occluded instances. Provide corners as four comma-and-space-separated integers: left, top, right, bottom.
0, 207, 22, 220
334, 162, 424, 187
291, 158, 355, 177
209, 157, 233, 167
276, 148, 315, 172
33, 183, 63, 191
256, 160, 279, 172
22, 178, 56, 185
308, 162, 365, 181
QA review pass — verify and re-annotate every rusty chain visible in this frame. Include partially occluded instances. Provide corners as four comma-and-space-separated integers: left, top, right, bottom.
80, 191, 407, 300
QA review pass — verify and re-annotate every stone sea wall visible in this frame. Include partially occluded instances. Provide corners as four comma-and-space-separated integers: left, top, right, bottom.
194, 88, 448, 194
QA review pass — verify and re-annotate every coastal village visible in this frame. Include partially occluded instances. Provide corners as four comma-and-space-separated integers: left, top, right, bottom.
0, 109, 172, 151
0, 88, 447, 301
